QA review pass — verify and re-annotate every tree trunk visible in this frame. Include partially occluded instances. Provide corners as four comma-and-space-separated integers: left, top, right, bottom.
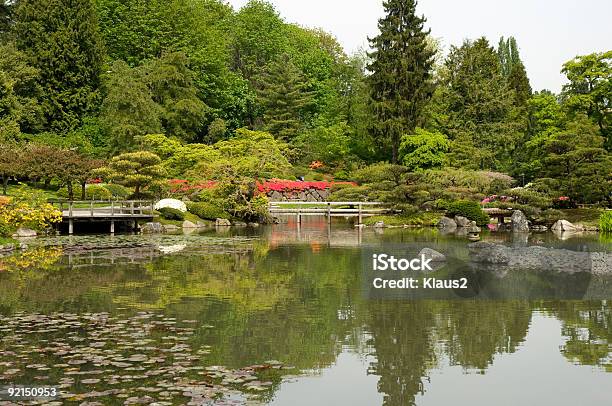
1, 176, 8, 195
81, 182, 86, 200
67, 182, 74, 200
134, 184, 140, 198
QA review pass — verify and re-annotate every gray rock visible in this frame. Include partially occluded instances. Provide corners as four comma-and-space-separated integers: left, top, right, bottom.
12, 228, 37, 238
233, 221, 248, 227
247, 222, 260, 227
0, 244, 15, 253
437, 217, 457, 230
418, 247, 446, 262
162, 224, 180, 232
454, 216, 471, 227
215, 218, 231, 227
468, 241, 510, 264
511, 210, 530, 233
196, 221, 210, 228
182, 220, 197, 229
531, 225, 548, 231
551, 219, 578, 232
373, 221, 385, 228
141, 222, 164, 234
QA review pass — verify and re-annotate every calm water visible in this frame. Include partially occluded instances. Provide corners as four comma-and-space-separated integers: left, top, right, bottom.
0, 217, 611, 405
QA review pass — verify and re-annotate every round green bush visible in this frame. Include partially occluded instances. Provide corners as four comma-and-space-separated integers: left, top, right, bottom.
445, 200, 490, 226
158, 207, 185, 221
86, 185, 112, 200
103, 184, 131, 199
186, 202, 228, 220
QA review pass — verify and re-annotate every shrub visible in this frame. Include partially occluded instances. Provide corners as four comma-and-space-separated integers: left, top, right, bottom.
187, 202, 228, 220
600, 211, 612, 233
103, 184, 131, 199
158, 207, 185, 221
445, 200, 490, 226
86, 185, 112, 200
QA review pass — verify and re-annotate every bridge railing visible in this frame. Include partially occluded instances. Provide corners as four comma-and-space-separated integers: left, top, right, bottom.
48, 200, 155, 218
268, 201, 390, 223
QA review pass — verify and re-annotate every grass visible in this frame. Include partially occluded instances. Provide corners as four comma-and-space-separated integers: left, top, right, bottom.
362, 212, 444, 227
0, 236, 17, 245
155, 212, 214, 227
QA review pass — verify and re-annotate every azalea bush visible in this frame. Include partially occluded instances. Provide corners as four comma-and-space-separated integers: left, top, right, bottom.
0, 187, 62, 236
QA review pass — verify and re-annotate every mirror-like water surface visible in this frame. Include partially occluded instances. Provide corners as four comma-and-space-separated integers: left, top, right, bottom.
0, 218, 610, 405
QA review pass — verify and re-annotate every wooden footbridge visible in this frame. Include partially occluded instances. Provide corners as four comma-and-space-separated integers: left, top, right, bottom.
49, 200, 155, 234
268, 201, 391, 224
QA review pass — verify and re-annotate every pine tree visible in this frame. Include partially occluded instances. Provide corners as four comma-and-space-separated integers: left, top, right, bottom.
367, 0, 435, 163
15, 0, 104, 132
508, 62, 532, 106
255, 54, 314, 140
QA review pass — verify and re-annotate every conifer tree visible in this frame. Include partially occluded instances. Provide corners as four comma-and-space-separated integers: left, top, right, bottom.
367, 0, 435, 163
15, 0, 104, 132
498, 36, 532, 105
255, 54, 314, 140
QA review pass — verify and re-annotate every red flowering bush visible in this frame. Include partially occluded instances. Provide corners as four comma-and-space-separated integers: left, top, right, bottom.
256, 179, 356, 194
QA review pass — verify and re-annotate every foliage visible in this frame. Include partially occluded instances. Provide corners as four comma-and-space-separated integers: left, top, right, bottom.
561, 51, 611, 150
95, 151, 166, 198
186, 201, 228, 221
101, 183, 131, 199
158, 207, 185, 221
367, 0, 435, 162
0, 186, 62, 235
399, 128, 448, 171
15, 0, 104, 132
443, 200, 490, 226
599, 211, 612, 233
0, 142, 23, 194
292, 123, 353, 167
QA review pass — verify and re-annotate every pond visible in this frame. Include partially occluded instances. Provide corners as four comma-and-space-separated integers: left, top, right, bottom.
0, 217, 611, 405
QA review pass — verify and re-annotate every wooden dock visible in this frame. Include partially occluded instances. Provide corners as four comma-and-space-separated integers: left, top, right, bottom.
49, 200, 155, 234
268, 201, 390, 224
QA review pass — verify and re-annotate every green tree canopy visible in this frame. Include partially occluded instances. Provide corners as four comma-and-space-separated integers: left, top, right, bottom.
367, 0, 435, 163
399, 128, 448, 171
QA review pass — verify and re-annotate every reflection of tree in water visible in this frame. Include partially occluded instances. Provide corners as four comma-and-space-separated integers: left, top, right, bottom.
553, 300, 611, 371
366, 301, 532, 406
367, 301, 438, 406
440, 301, 531, 371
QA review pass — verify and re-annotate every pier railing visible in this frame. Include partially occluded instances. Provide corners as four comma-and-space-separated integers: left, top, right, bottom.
49, 200, 155, 218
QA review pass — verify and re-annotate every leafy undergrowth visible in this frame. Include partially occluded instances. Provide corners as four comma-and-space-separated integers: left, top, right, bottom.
363, 212, 443, 227
558, 209, 605, 227
155, 212, 214, 227
0, 236, 17, 245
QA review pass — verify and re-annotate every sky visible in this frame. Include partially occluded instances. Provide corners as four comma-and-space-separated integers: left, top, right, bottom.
226, 0, 612, 92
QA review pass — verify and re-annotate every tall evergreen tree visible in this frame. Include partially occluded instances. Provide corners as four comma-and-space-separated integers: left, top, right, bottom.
498, 36, 532, 105
14, 0, 104, 132
254, 54, 314, 140
367, 0, 435, 163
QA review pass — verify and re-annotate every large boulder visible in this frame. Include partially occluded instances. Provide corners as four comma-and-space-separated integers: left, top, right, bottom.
163, 224, 180, 233
12, 228, 37, 238
418, 247, 446, 262
216, 218, 231, 227
551, 220, 578, 232
141, 222, 164, 234
182, 220, 197, 229
437, 217, 457, 230
468, 241, 510, 264
154, 199, 187, 213
454, 216, 471, 227
373, 221, 385, 228
511, 210, 530, 233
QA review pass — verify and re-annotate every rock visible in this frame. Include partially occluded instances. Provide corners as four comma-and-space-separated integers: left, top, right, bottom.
437, 217, 457, 230
196, 221, 209, 228
454, 216, 471, 227
511, 210, 530, 233
418, 248, 446, 262
0, 244, 15, 253
154, 198, 187, 213
215, 218, 231, 227
531, 225, 548, 231
551, 219, 578, 232
182, 220, 197, 229
12, 228, 37, 238
247, 222, 260, 227
162, 224, 179, 232
141, 222, 164, 234
468, 241, 510, 264
233, 221, 248, 227
373, 221, 385, 228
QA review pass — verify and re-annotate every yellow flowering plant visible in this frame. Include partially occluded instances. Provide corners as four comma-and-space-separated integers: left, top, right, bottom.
0, 186, 62, 236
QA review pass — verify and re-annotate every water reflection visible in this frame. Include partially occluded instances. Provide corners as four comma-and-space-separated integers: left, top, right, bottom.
0, 219, 610, 405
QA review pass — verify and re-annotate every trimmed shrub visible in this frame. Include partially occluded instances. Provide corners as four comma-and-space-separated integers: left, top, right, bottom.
187, 202, 228, 220
103, 184, 131, 199
445, 200, 490, 226
158, 207, 185, 221
86, 185, 112, 200
600, 211, 612, 233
